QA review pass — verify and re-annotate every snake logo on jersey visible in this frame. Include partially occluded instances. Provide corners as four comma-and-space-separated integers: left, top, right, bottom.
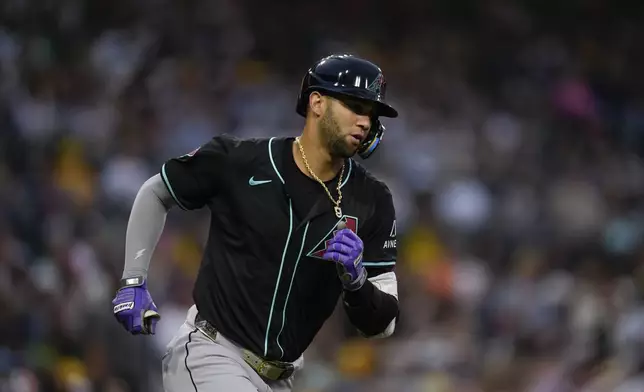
307, 216, 359, 259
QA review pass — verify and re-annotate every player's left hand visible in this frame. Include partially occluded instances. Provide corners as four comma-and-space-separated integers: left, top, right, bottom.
323, 227, 367, 291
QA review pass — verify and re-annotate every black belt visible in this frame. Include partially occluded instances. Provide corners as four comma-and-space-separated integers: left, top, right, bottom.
194, 313, 295, 381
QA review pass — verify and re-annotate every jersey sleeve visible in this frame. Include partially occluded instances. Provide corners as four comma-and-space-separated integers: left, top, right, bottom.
361, 185, 397, 276
160, 135, 234, 210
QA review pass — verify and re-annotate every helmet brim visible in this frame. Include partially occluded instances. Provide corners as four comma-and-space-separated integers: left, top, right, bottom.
375, 102, 398, 118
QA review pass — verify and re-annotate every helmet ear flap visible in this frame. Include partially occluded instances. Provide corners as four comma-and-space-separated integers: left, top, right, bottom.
358, 119, 385, 159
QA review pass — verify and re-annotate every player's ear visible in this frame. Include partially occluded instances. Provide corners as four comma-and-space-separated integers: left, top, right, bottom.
308, 91, 325, 118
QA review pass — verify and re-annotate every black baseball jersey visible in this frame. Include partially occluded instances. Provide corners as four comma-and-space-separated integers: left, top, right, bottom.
160, 134, 397, 362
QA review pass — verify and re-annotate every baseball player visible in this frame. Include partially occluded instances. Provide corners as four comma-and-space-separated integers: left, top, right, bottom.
112, 53, 400, 392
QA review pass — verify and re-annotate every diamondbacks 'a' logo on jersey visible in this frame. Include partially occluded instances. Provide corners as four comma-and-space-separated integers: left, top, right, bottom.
307, 215, 359, 259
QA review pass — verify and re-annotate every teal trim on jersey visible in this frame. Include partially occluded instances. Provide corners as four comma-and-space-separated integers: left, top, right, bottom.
161, 163, 188, 210
276, 221, 310, 359
268, 137, 285, 184
363, 261, 396, 267
340, 159, 352, 188
264, 199, 294, 357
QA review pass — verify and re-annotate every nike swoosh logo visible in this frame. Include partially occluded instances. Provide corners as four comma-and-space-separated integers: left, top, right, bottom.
249, 176, 272, 186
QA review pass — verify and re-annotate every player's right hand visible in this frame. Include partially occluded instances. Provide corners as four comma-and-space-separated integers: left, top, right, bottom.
323, 224, 367, 292
112, 276, 160, 335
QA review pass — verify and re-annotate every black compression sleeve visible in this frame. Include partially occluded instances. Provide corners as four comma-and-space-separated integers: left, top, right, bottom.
342, 279, 399, 336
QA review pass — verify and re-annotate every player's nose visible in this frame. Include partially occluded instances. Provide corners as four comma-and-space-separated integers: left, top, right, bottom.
355, 115, 371, 133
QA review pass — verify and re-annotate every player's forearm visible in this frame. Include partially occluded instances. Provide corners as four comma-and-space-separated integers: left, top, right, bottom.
342, 277, 399, 337
122, 174, 176, 280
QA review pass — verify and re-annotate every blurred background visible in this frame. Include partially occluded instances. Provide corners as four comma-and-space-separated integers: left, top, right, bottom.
2, 0, 644, 391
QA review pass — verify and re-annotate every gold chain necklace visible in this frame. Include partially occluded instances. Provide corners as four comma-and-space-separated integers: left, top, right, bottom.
295, 137, 345, 218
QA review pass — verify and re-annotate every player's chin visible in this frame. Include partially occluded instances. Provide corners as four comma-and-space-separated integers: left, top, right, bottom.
330, 138, 358, 158
332, 147, 356, 159
340, 141, 359, 158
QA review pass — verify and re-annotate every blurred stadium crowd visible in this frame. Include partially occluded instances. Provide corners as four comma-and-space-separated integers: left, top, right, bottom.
2, 0, 644, 391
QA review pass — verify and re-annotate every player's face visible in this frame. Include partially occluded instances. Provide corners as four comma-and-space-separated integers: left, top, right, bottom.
319, 96, 374, 158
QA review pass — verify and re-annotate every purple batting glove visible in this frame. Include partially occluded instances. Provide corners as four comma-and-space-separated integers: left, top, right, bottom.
322, 227, 367, 291
112, 276, 160, 335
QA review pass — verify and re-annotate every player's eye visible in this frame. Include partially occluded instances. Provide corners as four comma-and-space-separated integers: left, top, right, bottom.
342, 99, 373, 116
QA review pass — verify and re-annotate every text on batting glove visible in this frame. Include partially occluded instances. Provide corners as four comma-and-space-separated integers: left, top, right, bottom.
112, 277, 160, 335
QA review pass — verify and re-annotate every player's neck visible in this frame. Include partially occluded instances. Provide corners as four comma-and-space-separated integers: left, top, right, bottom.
293, 133, 343, 182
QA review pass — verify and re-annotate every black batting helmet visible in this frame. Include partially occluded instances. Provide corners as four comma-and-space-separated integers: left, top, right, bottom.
296, 54, 398, 159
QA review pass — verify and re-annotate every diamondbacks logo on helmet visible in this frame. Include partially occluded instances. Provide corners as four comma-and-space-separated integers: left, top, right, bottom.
307, 216, 359, 259
367, 73, 385, 96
